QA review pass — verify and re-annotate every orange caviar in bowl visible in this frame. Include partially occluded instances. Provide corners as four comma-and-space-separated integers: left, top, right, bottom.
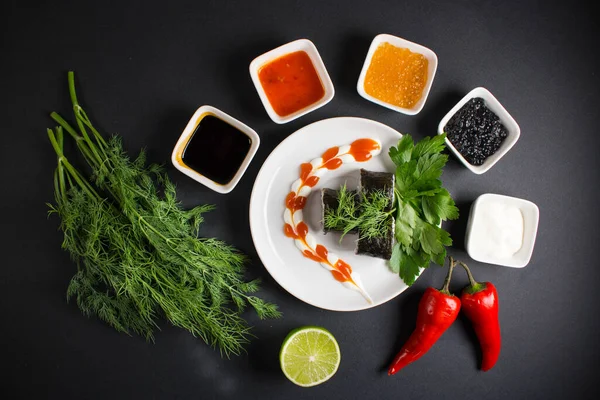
364, 42, 428, 109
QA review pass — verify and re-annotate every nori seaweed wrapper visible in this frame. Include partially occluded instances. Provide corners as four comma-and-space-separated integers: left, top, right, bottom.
356, 169, 395, 260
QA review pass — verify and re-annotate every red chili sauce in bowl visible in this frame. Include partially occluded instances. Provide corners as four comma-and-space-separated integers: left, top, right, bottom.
258, 51, 325, 117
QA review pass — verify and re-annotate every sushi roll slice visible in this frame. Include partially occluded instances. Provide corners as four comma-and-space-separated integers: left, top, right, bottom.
356, 169, 395, 259
321, 188, 358, 234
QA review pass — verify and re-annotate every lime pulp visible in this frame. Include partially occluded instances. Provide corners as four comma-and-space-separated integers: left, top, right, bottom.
279, 326, 341, 387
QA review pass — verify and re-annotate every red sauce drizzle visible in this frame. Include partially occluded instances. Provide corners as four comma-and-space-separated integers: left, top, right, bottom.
331, 270, 346, 282
300, 163, 313, 181
286, 192, 307, 212
322, 146, 339, 162
303, 250, 323, 262
323, 158, 343, 170
349, 138, 380, 162
294, 196, 306, 210
284, 223, 297, 238
296, 221, 309, 238
329, 260, 353, 282
315, 245, 328, 260
304, 176, 320, 187
283, 138, 381, 286
285, 192, 296, 209
335, 260, 353, 277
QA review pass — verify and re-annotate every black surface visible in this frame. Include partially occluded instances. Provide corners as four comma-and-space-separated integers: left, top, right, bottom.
2, 1, 599, 399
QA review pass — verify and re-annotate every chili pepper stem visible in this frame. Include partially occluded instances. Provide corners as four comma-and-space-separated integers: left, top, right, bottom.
440, 257, 456, 295
458, 260, 485, 294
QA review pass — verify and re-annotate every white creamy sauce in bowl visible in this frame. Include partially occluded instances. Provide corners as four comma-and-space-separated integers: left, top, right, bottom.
469, 202, 524, 259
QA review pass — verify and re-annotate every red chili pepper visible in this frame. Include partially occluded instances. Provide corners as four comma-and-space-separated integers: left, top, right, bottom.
458, 260, 501, 371
388, 260, 461, 375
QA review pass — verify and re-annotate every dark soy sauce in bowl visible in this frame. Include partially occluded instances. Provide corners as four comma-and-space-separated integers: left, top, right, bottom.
181, 115, 252, 185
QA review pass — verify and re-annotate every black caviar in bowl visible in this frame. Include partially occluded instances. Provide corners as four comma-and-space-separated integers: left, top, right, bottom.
444, 97, 508, 166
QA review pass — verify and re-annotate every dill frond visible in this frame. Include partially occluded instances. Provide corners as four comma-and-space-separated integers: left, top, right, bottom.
47, 72, 280, 357
323, 184, 394, 241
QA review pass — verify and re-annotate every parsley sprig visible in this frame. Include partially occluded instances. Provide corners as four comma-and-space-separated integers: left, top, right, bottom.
389, 134, 459, 285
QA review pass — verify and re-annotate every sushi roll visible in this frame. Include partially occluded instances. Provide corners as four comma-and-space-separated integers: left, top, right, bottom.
321, 188, 358, 234
356, 169, 395, 259
357, 169, 395, 203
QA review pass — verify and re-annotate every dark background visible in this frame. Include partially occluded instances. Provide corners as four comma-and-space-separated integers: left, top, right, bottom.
2, 0, 599, 399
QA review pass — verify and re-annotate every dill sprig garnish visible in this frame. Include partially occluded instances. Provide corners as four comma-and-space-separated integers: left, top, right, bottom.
46, 72, 280, 357
323, 184, 394, 241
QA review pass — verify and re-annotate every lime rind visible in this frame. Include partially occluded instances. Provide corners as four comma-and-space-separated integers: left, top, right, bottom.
279, 326, 341, 387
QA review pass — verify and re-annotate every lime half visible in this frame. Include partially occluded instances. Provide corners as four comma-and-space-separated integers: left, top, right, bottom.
279, 326, 341, 387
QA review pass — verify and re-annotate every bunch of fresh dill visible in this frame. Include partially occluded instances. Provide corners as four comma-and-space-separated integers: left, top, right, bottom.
47, 72, 280, 356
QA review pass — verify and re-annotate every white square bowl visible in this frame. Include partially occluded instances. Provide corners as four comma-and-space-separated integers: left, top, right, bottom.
249, 39, 335, 124
171, 105, 259, 194
465, 193, 540, 268
356, 33, 438, 115
437, 87, 520, 174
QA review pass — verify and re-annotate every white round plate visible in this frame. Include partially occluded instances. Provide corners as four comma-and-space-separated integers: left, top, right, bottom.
250, 117, 418, 311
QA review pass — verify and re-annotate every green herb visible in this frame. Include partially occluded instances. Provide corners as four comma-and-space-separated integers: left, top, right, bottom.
47, 72, 280, 357
323, 184, 394, 241
389, 134, 459, 285
322, 134, 458, 286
